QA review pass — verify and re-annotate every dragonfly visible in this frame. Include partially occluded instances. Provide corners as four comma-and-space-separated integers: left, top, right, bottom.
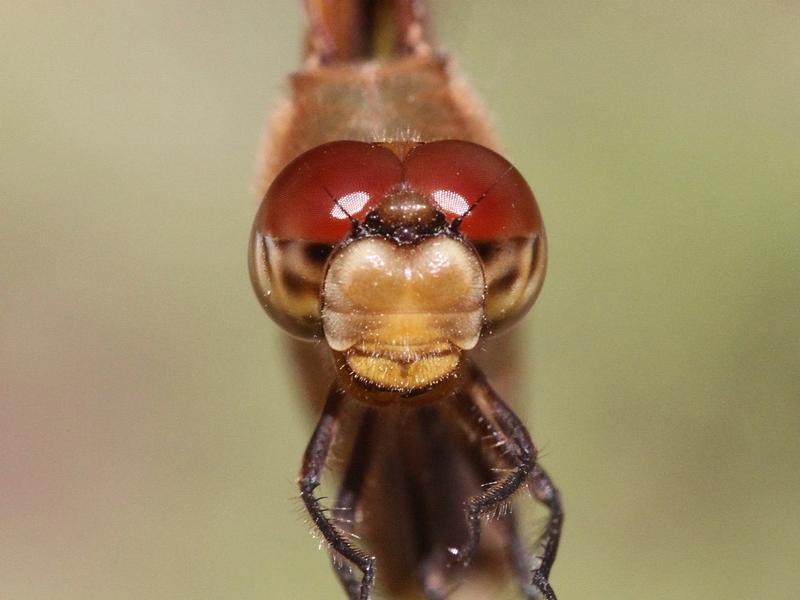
249, 1, 562, 598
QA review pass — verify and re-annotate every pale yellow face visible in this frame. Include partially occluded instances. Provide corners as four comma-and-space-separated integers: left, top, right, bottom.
322, 236, 485, 392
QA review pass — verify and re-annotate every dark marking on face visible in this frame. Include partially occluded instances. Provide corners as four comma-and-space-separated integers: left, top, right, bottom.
282, 269, 321, 296
489, 267, 521, 295
472, 241, 499, 262
305, 242, 334, 265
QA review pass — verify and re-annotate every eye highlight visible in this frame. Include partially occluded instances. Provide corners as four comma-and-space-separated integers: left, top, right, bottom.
331, 191, 371, 219
431, 189, 470, 215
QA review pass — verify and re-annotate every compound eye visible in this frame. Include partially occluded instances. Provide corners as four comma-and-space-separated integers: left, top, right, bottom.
404, 140, 547, 333
256, 141, 403, 243
404, 140, 543, 240
250, 142, 403, 339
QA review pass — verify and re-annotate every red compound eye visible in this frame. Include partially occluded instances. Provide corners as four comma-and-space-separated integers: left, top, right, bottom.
255, 141, 403, 243
403, 140, 542, 241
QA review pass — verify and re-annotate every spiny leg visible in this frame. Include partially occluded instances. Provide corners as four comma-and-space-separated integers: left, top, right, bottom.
459, 416, 560, 600
329, 410, 377, 597
455, 426, 535, 599
299, 385, 375, 600
528, 465, 562, 600
447, 366, 536, 566
449, 364, 561, 600
504, 511, 542, 600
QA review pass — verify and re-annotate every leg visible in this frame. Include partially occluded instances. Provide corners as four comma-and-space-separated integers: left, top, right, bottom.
460, 421, 562, 600
447, 366, 536, 567
329, 411, 376, 597
299, 385, 375, 600
457, 431, 540, 599
528, 466, 563, 600
449, 365, 562, 600
504, 513, 542, 600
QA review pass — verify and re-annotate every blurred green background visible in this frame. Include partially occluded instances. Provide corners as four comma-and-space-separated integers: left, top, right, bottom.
2, 2, 798, 599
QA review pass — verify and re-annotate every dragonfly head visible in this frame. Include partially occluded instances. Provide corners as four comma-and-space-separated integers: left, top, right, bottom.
249, 140, 547, 401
